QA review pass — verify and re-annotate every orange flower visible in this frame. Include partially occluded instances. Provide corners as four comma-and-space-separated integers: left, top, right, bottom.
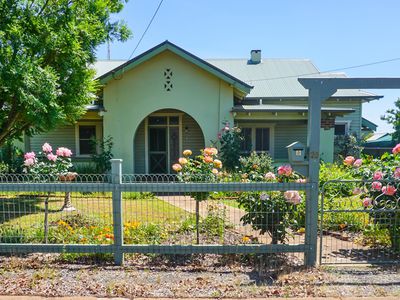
178, 157, 188, 165
213, 159, 222, 169
204, 156, 213, 163
172, 163, 182, 172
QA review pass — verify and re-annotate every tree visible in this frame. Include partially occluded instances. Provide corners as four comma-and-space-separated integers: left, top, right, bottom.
0, 0, 131, 146
381, 97, 400, 143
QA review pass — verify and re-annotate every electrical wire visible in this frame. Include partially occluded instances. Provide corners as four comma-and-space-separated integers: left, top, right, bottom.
127, 0, 165, 60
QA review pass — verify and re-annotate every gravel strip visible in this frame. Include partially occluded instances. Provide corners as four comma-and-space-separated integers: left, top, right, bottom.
0, 254, 399, 298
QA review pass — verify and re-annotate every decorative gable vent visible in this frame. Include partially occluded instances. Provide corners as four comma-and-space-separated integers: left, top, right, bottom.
164, 68, 173, 91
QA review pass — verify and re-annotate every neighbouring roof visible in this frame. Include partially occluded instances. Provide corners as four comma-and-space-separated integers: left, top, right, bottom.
94, 40, 382, 100
366, 132, 392, 142
232, 104, 355, 114
364, 132, 394, 148
362, 117, 378, 131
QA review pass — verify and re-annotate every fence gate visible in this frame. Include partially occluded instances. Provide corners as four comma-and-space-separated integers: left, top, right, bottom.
319, 179, 400, 265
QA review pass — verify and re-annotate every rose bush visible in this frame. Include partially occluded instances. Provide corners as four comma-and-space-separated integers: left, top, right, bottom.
345, 147, 400, 249
23, 143, 74, 179
23, 143, 76, 211
237, 164, 305, 244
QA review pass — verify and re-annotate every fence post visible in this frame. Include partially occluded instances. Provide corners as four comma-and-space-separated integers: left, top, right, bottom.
111, 159, 124, 265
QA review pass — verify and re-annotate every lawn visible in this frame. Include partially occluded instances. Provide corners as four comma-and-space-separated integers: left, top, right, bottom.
0, 191, 191, 244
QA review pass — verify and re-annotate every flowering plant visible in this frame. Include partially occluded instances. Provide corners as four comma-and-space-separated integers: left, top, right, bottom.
237, 163, 305, 244
23, 143, 74, 179
348, 146, 400, 249
172, 147, 222, 200
23, 143, 75, 211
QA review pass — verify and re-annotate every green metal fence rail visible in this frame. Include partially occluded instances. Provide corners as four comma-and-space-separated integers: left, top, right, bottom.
0, 159, 315, 266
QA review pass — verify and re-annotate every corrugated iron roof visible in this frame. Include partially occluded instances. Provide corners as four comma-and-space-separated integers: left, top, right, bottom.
93, 42, 381, 100
207, 59, 379, 99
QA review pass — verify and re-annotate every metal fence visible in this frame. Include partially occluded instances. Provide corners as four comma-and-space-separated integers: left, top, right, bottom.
320, 179, 400, 264
0, 160, 315, 266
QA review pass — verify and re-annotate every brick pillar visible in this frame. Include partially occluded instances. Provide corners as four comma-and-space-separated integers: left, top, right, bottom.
320, 116, 335, 130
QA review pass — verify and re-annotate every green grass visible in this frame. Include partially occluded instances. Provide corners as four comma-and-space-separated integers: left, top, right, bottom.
0, 192, 189, 230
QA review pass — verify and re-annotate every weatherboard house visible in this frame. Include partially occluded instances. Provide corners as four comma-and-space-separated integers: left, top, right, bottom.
25, 41, 381, 173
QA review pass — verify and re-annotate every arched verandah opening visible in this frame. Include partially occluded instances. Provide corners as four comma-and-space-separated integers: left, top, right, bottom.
133, 109, 205, 174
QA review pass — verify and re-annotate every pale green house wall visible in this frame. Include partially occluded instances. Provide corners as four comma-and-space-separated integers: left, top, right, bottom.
103, 50, 234, 173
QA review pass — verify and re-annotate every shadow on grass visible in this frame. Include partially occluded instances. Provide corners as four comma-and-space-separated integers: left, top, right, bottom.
0, 194, 61, 224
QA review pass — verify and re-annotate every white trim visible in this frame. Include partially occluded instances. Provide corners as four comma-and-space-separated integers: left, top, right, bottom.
75, 122, 102, 157
334, 120, 351, 135
144, 118, 149, 173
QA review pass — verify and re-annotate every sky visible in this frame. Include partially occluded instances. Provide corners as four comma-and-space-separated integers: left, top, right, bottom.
96, 0, 400, 133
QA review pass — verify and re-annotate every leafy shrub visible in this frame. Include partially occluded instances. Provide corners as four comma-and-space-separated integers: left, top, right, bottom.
124, 221, 164, 244
334, 133, 363, 162
90, 135, 114, 174
238, 152, 273, 181
237, 165, 304, 244
0, 142, 24, 173
216, 124, 243, 171
319, 163, 357, 201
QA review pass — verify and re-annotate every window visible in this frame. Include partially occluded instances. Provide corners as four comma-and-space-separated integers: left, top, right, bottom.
240, 128, 252, 153
255, 128, 270, 151
334, 121, 350, 136
238, 126, 273, 156
78, 125, 96, 155
334, 124, 346, 135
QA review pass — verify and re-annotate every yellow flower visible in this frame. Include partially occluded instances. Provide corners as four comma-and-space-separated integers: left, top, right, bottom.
178, 157, 188, 165
183, 149, 192, 156
242, 236, 251, 243
213, 159, 222, 169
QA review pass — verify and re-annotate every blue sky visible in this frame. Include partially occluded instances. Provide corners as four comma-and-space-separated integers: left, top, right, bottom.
97, 0, 400, 133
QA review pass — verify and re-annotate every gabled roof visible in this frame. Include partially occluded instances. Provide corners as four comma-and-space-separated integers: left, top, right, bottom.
97, 40, 252, 96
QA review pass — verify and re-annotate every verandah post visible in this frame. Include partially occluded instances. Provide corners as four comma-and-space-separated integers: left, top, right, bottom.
111, 159, 124, 265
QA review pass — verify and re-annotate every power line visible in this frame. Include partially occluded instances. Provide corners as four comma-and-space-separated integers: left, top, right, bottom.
127, 0, 165, 60
248, 57, 400, 83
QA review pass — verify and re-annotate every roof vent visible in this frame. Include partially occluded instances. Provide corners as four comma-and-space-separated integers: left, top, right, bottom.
249, 50, 261, 64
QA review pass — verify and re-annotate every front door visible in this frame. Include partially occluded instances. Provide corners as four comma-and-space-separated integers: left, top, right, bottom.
148, 116, 180, 174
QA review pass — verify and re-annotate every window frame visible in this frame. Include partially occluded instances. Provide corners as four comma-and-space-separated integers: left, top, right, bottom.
75, 122, 103, 157
334, 120, 351, 136
237, 124, 275, 157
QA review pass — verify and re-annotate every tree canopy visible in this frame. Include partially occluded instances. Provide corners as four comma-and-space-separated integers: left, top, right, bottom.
0, 0, 131, 146
381, 97, 400, 143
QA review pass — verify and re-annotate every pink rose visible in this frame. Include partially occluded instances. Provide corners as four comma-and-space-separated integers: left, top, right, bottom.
278, 165, 292, 177
284, 190, 302, 205
23, 158, 35, 167
362, 198, 372, 208
373, 171, 383, 180
172, 163, 182, 172
42, 143, 52, 153
212, 168, 219, 175
394, 168, 400, 179
371, 181, 382, 191
56, 147, 72, 157
392, 143, 400, 155
264, 172, 276, 181
353, 159, 362, 168
382, 185, 397, 196
343, 156, 355, 166
47, 153, 57, 162
24, 152, 36, 160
